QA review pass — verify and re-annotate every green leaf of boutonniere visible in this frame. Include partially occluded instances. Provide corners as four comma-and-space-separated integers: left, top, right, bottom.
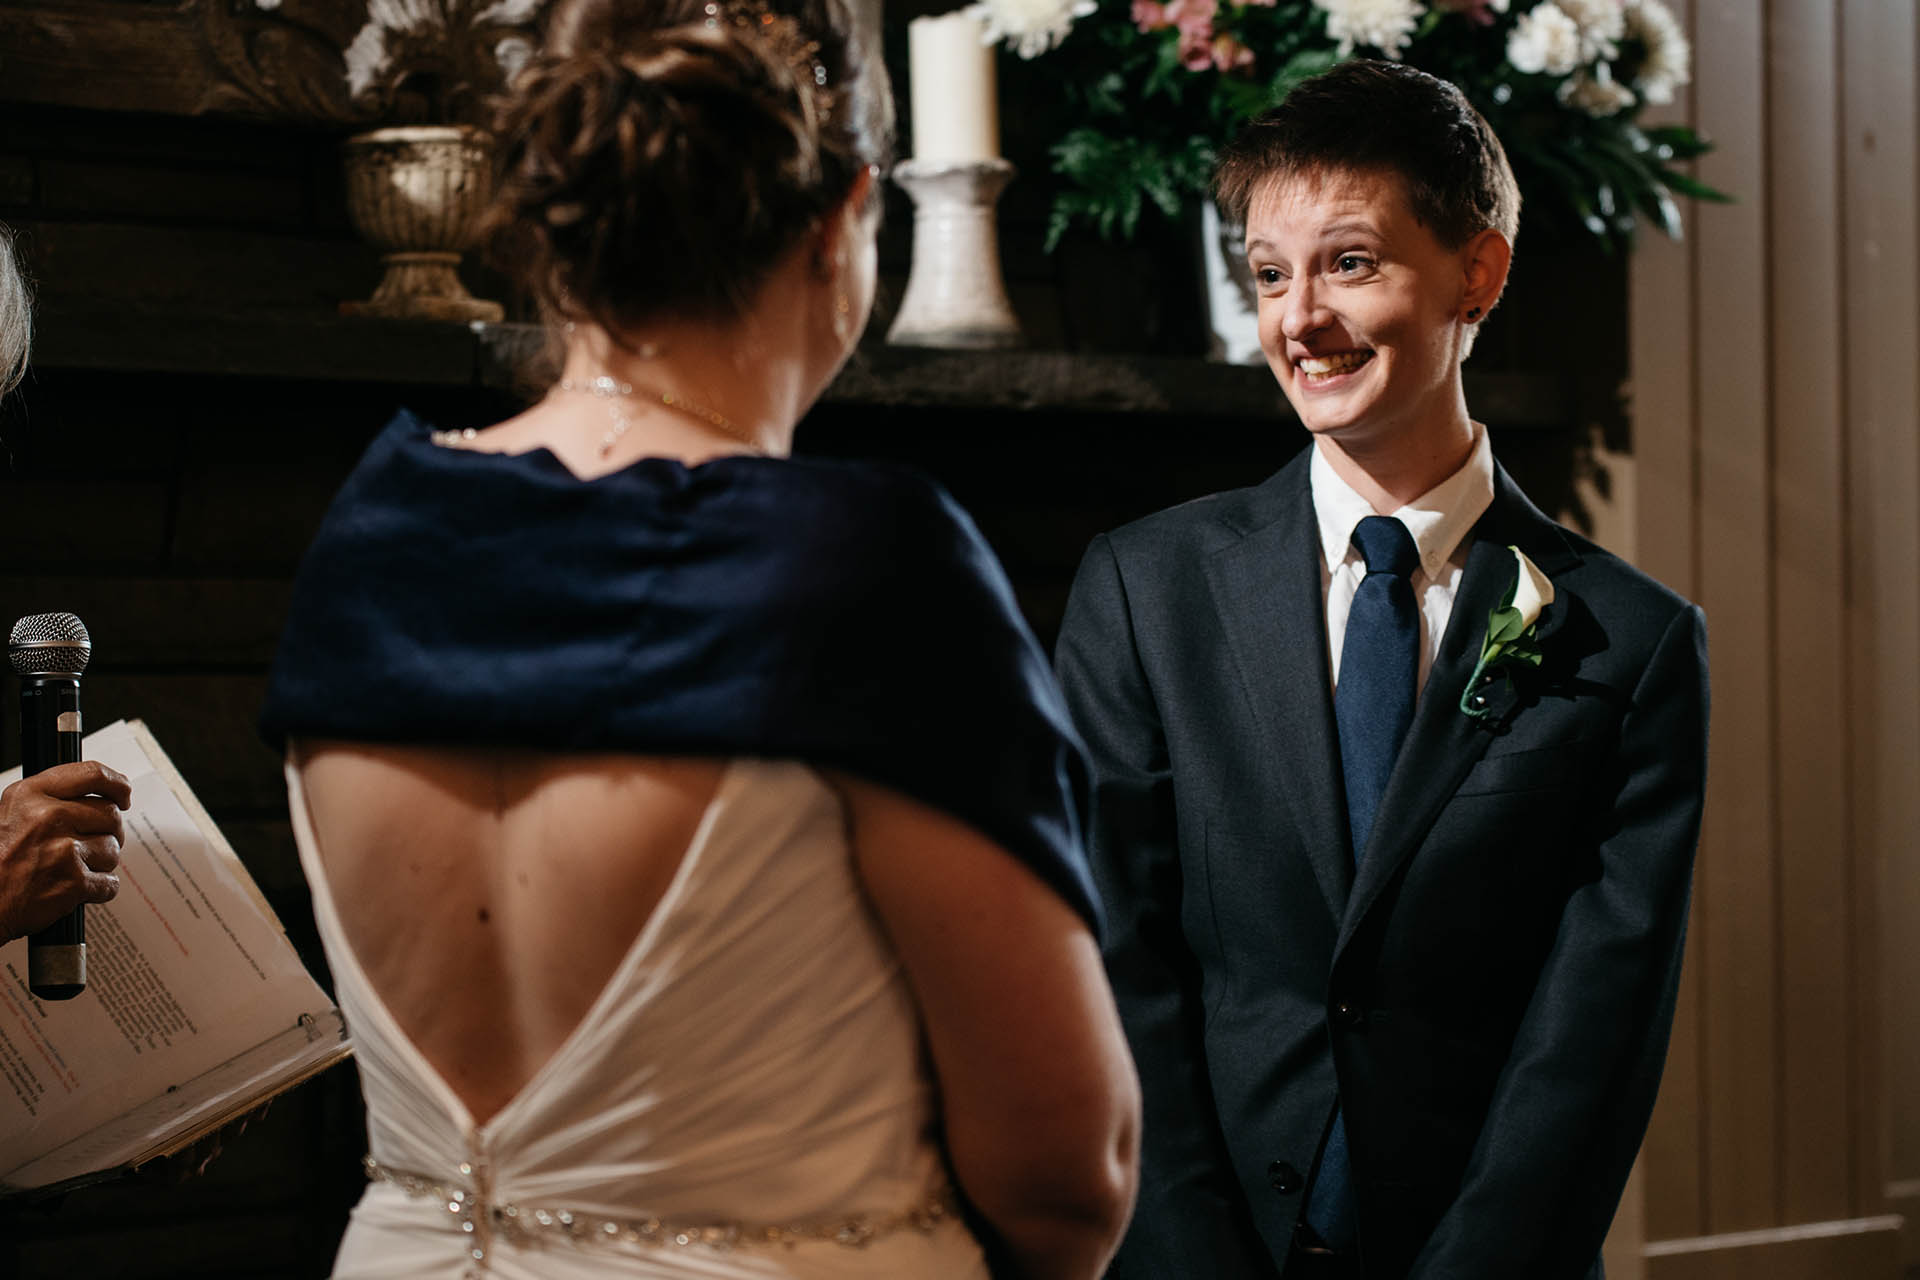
1461, 546, 1555, 722
1485, 604, 1528, 646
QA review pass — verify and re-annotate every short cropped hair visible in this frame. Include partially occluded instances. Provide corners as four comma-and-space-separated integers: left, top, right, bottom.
1214, 59, 1520, 250
0, 225, 29, 397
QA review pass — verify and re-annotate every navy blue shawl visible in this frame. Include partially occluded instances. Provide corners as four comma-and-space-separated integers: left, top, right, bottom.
260, 412, 1100, 933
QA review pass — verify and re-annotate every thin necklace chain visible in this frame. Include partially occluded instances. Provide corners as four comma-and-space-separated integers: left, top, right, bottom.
556, 375, 765, 458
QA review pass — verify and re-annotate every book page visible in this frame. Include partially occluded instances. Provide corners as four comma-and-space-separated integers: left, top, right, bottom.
0, 720, 342, 1186
1, 1011, 348, 1192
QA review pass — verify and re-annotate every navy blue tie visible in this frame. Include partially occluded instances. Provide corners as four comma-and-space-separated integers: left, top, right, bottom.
1305, 514, 1420, 1250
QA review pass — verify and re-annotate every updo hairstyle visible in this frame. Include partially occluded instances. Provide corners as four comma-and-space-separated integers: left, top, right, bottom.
486, 0, 892, 335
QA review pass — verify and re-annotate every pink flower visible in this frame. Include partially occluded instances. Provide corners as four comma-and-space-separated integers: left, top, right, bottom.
1177, 26, 1213, 68
1169, 0, 1218, 36
1210, 32, 1255, 69
1132, 0, 1173, 31
1169, 0, 1218, 67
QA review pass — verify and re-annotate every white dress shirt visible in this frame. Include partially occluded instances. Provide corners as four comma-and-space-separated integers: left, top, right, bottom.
1313, 426, 1496, 696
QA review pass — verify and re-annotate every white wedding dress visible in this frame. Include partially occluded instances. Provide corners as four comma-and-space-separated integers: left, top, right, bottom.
289, 757, 992, 1280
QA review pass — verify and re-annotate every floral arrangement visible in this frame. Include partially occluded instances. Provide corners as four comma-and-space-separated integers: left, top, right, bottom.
966, 0, 1723, 251
343, 0, 545, 126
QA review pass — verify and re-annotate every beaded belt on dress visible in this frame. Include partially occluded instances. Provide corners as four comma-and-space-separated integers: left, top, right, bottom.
363, 1154, 959, 1274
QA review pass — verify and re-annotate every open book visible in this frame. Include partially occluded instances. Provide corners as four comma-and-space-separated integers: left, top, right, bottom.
0, 718, 350, 1194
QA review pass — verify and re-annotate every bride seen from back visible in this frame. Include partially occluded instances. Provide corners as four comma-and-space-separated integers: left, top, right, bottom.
453, 0, 881, 472
261, 0, 1140, 1275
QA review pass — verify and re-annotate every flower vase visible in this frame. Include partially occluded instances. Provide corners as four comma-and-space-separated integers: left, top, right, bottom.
1199, 201, 1262, 365
340, 125, 504, 324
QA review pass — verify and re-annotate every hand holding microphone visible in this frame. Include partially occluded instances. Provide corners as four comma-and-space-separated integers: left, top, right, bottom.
3, 614, 131, 997
0, 760, 130, 942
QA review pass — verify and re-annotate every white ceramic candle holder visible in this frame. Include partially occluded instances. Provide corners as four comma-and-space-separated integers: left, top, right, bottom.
886, 158, 1022, 350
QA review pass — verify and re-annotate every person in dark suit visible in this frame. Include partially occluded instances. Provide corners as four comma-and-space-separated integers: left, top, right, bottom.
1055, 61, 1708, 1280
0, 224, 131, 949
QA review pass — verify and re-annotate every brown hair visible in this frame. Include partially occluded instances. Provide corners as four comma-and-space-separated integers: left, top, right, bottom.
1214, 60, 1519, 250
485, 0, 892, 335
0, 225, 29, 398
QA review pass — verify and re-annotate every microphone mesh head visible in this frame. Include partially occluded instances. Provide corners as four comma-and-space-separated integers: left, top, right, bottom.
8, 613, 92, 675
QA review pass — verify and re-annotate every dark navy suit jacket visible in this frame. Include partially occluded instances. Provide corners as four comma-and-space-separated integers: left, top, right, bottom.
1055, 447, 1708, 1279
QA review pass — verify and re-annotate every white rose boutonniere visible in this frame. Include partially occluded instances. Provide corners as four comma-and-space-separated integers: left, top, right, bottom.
1460, 546, 1555, 722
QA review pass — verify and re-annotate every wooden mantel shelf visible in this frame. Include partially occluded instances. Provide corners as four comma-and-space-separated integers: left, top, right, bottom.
30, 304, 1577, 428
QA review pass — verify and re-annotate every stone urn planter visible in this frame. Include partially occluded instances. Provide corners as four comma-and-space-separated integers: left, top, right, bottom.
340, 124, 503, 323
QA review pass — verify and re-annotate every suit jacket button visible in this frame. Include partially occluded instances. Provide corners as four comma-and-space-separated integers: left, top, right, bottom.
1267, 1161, 1302, 1193
1332, 1001, 1363, 1026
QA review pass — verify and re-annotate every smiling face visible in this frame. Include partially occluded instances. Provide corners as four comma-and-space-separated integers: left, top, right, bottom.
1247, 166, 1501, 461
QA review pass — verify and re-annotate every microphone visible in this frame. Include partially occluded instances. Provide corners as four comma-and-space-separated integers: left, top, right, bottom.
9, 612, 92, 1000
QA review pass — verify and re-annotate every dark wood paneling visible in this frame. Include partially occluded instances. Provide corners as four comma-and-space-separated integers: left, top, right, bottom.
0, 157, 32, 206
0, 480, 172, 569
36, 160, 309, 228
18, 223, 379, 311
75, 674, 283, 813
169, 465, 360, 574
0, 2, 236, 120
0, 579, 293, 669
0, 0, 364, 123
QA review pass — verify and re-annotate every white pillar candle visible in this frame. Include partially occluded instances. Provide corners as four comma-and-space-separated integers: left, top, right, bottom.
908, 11, 999, 163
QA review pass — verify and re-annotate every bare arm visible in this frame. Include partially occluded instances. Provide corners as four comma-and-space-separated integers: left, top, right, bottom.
0, 760, 132, 945
833, 773, 1141, 1280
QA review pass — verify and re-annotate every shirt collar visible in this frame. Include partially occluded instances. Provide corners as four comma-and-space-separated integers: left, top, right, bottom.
1309, 425, 1496, 580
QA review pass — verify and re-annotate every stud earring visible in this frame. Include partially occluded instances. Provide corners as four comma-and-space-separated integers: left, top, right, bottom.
1465, 307, 1483, 322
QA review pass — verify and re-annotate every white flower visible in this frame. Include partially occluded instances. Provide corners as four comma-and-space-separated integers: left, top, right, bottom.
1556, 0, 1626, 61
966, 0, 1095, 58
1559, 61, 1635, 116
493, 35, 537, 85
344, 0, 542, 101
1624, 0, 1690, 103
345, 0, 441, 99
1312, 0, 1425, 60
474, 0, 544, 21
1510, 547, 1554, 629
1506, 2, 1583, 76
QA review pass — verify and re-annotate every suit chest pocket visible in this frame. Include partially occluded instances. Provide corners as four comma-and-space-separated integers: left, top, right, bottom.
1452, 741, 1593, 796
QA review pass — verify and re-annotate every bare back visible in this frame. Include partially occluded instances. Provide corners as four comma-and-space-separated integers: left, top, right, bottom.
295, 742, 727, 1126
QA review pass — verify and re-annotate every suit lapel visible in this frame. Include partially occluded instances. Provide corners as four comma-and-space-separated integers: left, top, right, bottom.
1203, 457, 1351, 923
1339, 466, 1582, 948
